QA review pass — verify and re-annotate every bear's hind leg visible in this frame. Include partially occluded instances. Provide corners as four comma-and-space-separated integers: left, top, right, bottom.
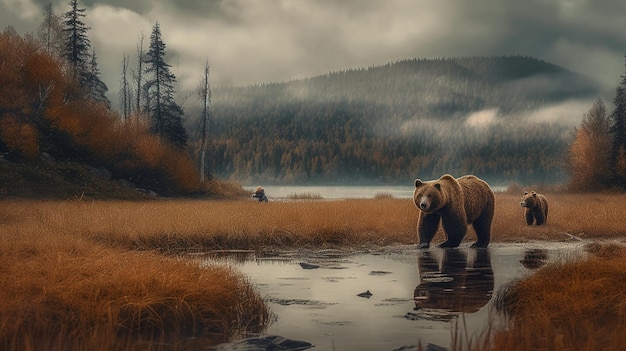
471, 213, 492, 248
440, 216, 467, 248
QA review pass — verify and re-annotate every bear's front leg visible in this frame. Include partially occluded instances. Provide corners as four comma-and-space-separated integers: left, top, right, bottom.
525, 210, 535, 225
418, 213, 440, 249
534, 208, 545, 225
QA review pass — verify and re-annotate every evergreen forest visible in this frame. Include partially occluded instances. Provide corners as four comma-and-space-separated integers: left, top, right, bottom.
187, 56, 601, 186
1, 0, 616, 194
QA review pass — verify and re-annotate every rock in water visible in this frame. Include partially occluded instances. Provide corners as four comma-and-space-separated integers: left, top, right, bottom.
210, 335, 314, 351
299, 262, 320, 269
357, 290, 373, 298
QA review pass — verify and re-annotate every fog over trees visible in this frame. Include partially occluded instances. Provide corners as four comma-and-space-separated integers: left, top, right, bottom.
6, 0, 626, 192
185, 57, 601, 186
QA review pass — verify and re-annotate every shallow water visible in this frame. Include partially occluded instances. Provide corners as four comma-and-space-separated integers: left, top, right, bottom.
244, 185, 508, 200
198, 242, 584, 350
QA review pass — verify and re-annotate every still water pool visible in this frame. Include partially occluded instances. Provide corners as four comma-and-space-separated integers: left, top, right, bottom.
199, 242, 584, 350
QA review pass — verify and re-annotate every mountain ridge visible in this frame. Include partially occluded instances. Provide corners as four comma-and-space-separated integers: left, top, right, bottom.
186, 55, 602, 185
210, 55, 600, 120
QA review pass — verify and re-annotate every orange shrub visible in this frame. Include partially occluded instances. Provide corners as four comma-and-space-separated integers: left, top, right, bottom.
0, 29, 204, 196
0, 114, 39, 158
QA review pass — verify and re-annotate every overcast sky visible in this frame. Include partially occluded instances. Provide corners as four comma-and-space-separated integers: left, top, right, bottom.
2, 0, 625, 102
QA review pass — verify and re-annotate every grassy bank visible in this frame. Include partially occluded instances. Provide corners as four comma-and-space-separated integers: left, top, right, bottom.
1, 193, 625, 349
3, 193, 623, 253
467, 242, 626, 351
0, 228, 269, 350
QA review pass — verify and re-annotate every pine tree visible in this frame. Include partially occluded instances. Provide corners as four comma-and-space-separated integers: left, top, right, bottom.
62, 0, 109, 106
610, 56, 626, 187
63, 0, 90, 83
143, 22, 188, 148
86, 49, 110, 107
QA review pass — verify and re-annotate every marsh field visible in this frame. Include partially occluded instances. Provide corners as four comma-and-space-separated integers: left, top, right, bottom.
1, 193, 626, 350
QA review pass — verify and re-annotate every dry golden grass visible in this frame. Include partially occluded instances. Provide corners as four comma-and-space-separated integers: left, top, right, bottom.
474, 242, 626, 351
492, 193, 626, 242
1, 198, 417, 253
4, 193, 623, 253
0, 217, 269, 350
2, 192, 626, 350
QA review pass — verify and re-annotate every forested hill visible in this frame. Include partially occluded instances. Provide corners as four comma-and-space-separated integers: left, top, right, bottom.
213, 56, 597, 120
193, 56, 602, 186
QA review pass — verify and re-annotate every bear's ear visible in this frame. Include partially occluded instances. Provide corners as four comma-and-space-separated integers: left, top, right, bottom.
532, 192, 537, 197
414, 179, 423, 188
524, 191, 528, 195
440, 174, 455, 182
434, 183, 442, 191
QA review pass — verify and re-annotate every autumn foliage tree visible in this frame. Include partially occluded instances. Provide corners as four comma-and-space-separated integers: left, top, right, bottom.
571, 56, 626, 191
0, 29, 202, 195
568, 99, 612, 191
568, 57, 626, 192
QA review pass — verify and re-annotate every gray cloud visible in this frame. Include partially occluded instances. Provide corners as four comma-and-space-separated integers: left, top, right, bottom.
2, 0, 625, 107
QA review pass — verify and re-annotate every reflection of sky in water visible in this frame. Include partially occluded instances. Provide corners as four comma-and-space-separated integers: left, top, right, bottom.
200, 242, 584, 350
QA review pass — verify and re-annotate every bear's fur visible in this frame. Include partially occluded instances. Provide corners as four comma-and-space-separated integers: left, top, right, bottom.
520, 191, 548, 225
413, 174, 495, 248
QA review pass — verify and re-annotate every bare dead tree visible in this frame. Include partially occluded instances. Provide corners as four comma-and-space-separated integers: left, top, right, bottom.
119, 54, 132, 120
199, 60, 214, 181
134, 32, 145, 114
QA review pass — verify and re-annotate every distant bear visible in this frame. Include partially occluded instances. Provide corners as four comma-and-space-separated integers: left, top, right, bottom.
413, 174, 495, 248
520, 191, 548, 225
252, 186, 268, 202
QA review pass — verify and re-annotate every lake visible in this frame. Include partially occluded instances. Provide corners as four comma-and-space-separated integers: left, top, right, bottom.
245, 185, 508, 200
199, 242, 584, 351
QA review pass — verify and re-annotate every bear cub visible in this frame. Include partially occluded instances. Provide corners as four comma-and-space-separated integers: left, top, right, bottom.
413, 174, 495, 249
520, 191, 548, 225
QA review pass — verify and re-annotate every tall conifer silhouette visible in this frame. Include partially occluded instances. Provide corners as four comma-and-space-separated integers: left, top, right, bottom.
143, 22, 188, 148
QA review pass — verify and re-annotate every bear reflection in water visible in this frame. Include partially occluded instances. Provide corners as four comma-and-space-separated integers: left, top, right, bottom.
519, 248, 549, 269
413, 248, 494, 320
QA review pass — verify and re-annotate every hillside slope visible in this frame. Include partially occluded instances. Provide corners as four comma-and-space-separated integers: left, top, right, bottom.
187, 56, 600, 185
211, 56, 598, 122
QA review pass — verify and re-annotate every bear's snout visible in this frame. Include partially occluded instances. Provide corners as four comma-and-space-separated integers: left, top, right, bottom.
419, 197, 431, 211
520, 201, 526, 207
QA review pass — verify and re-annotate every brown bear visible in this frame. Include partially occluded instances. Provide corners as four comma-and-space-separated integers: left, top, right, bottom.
520, 191, 548, 225
413, 174, 495, 248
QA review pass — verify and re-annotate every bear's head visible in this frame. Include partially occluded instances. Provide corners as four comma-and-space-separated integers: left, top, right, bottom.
413, 178, 446, 213
520, 191, 538, 208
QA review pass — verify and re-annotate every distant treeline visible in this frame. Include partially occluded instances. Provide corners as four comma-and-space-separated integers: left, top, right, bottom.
187, 56, 600, 185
